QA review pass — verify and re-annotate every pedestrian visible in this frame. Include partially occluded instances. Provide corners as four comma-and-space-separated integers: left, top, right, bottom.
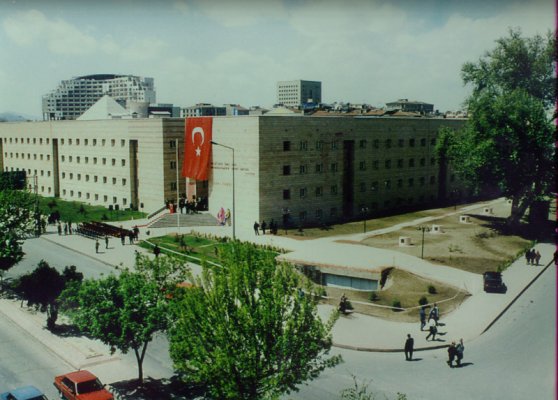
133, 226, 139, 241
68, 221, 72, 235
120, 231, 126, 245
455, 338, 464, 367
419, 306, 427, 331
338, 294, 348, 314
64, 223, 68, 235
105, 235, 109, 249
128, 232, 134, 244
429, 303, 440, 326
225, 208, 231, 226
447, 342, 457, 368
153, 244, 161, 258
270, 219, 276, 235
404, 334, 414, 361
253, 221, 260, 235
534, 251, 541, 266
57, 223, 62, 236
261, 220, 267, 235
525, 249, 531, 265
426, 318, 437, 341
95, 239, 100, 254
554, 250, 558, 265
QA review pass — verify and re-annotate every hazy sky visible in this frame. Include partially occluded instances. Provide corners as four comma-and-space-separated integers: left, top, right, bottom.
0, 0, 554, 117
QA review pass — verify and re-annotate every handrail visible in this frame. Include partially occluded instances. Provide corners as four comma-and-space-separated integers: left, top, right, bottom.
147, 205, 168, 220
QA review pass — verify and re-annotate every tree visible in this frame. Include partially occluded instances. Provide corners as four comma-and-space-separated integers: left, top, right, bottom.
448, 29, 556, 225
167, 242, 340, 400
14, 260, 81, 329
61, 269, 169, 384
0, 189, 34, 284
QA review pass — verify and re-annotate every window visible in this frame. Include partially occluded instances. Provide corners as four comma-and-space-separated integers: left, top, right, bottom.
316, 140, 323, 150
420, 138, 426, 146
170, 140, 176, 148
122, 178, 126, 186
170, 182, 177, 190
111, 139, 115, 147
113, 197, 117, 204
299, 211, 307, 221
330, 207, 337, 217
63, 189, 66, 195
62, 172, 66, 179
299, 140, 308, 150
398, 139, 404, 147
408, 178, 414, 187
121, 159, 126, 167
112, 159, 116, 166
330, 185, 338, 195
283, 189, 291, 200
385, 159, 391, 169
85, 175, 89, 182
359, 161, 366, 171
93, 139, 97, 146
40, 154, 43, 160
430, 157, 436, 166
121, 139, 125, 147
95, 194, 99, 200
431, 138, 436, 145
300, 188, 307, 198
283, 141, 291, 151
85, 157, 88, 164
70, 190, 74, 197
385, 139, 392, 148
102, 158, 106, 165
409, 138, 415, 147
384, 179, 391, 189
283, 165, 291, 175
77, 174, 81, 180
330, 163, 338, 172
420, 158, 425, 166
69, 139, 72, 145
123, 198, 127, 205
69, 173, 73, 179
371, 181, 378, 191
103, 177, 107, 183
61, 155, 65, 162
78, 191, 81, 198
315, 209, 323, 219
420, 177, 425, 186
315, 186, 323, 196
331, 140, 338, 150
112, 177, 117, 185
430, 176, 436, 184
397, 179, 403, 188
170, 161, 177, 170
299, 164, 307, 174
397, 159, 403, 168
94, 176, 98, 183
86, 193, 90, 199
85, 139, 88, 146
359, 140, 367, 149
77, 157, 80, 164
315, 163, 323, 173
102, 139, 106, 146
359, 182, 366, 192
373, 160, 379, 170
373, 139, 379, 148
76, 139, 80, 145
409, 158, 415, 167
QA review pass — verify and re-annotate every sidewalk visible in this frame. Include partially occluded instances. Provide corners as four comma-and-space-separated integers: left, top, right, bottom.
0, 200, 554, 367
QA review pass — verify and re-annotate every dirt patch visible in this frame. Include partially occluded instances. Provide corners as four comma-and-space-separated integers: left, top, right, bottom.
321, 269, 469, 323
361, 200, 536, 274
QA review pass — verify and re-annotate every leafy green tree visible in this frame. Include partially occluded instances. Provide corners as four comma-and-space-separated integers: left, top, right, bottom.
445, 29, 555, 225
61, 270, 168, 384
0, 189, 34, 283
168, 242, 340, 400
14, 261, 81, 329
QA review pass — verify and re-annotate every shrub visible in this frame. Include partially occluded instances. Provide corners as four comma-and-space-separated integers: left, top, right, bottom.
47, 199, 57, 209
369, 291, 379, 302
428, 285, 437, 294
392, 299, 402, 310
418, 296, 428, 306
101, 213, 108, 221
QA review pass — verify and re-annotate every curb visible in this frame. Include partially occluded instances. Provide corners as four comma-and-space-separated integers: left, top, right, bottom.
331, 256, 554, 353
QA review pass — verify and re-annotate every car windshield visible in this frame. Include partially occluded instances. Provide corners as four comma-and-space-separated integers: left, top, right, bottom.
77, 379, 103, 393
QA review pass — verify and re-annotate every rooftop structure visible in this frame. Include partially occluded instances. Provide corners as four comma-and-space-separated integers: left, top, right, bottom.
277, 80, 322, 108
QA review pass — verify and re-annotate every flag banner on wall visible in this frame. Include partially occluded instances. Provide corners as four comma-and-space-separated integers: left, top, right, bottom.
181, 117, 212, 180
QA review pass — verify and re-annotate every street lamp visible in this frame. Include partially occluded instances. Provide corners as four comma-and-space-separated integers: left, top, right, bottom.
210, 141, 235, 241
361, 206, 369, 233
417, 225, 430, 259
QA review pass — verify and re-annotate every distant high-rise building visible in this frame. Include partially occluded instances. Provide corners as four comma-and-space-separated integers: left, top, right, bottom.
277, 80, 322, 108
42, 74, 156, 120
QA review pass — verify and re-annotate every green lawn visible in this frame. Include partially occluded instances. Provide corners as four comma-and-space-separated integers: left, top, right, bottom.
38, 196, 146, 223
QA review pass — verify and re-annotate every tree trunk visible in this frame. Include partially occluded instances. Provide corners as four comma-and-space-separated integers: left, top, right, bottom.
134, 342, 149, 385
508, 196, 532, 227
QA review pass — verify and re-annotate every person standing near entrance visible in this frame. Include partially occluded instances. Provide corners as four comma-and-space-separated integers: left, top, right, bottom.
253, 221, 260, 235
404, 334, 414, 361
95, 239, 100, 254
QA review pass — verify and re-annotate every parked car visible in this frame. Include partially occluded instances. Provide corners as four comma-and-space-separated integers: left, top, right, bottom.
53, 371, 113, 400
0, 385, 48, 400
483, 271, 507, 293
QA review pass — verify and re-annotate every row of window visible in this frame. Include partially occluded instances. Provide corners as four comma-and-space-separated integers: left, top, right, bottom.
61, 172, 126, 186
4, 137, 49, 145
60, 189, 127, 205
358, 137, 435, 149
282, 158, 436, 176
60, 155, 126, 167
3, 137, 127, 147
4, 152, 51, 161
283, 140, 339, 151
7, 167, 51, 177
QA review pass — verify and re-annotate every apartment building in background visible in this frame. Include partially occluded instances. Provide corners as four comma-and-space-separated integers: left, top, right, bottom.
277, 80, 322, 108
42, 74, 156, 120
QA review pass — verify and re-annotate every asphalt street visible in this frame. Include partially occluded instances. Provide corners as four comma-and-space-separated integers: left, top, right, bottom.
288, 264, 556, 400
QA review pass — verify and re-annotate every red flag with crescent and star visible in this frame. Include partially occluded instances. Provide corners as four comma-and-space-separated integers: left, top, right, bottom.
181, 117, 212, 180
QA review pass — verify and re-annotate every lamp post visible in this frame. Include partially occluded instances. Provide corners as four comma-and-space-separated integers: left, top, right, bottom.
417, 225, 430, 259
361, 206, 369, 233
210, 141, 235, 241
175, 139, 180, 232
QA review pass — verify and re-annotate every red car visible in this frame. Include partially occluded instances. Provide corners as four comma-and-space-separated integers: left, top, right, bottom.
53, 370, 113, 400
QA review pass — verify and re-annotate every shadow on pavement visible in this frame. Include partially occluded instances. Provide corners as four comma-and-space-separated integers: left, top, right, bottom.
110, 376, 204, 400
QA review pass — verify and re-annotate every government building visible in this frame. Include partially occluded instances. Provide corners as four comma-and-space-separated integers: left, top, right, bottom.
0, 115, 466, 229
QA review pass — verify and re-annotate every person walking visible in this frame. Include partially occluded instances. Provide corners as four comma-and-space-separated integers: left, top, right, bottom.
57, 223, 62, 236
105, 235, 109, 249
447, 342, 457, 368
429, 303, 440, 326
120, 231, 126, 245
419, 306, 427, 331
426, 318, 437, 341
95, 239, 100, 254
456, 338, 464, 367
261, 220, 267, 235
525, 248, 532, 265
404, 334, 414, 361
535, 251, 541, 266
225, 209, 231, 226
153, 245, 161, 258
253, 221, 260, 235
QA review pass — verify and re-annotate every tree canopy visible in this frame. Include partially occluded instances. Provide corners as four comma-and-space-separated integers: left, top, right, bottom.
0, 189, 34, 278
446, 28, 555, 225
167, 242, 340, 400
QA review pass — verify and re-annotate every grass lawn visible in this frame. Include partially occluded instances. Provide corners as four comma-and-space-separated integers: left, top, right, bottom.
38, 196, 146, 223
139, 234, 224, 264
322, 269, 470, 323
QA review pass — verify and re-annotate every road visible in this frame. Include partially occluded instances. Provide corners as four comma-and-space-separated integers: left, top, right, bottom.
289, 264, 556, 400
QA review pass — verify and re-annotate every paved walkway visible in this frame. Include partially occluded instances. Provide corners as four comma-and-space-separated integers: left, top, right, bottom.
0, 198, 554, 374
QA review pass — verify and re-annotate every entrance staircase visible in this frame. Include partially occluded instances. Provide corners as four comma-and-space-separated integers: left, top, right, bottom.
148, 212, 218, 229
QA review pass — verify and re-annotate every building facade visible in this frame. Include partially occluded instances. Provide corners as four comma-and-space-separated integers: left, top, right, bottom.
180, 104, 226, 118
277, 80, 322, 108
42, 75, 156, 121
385, 99, 434, 114
0, 115, 465, 229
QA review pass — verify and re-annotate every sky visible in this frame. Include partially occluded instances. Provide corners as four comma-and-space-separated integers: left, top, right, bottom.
0, 0, 554, 118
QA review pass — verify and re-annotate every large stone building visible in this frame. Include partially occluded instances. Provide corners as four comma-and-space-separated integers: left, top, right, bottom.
385, 99, 434, 114
42, 74, 156, 120
0, 115, 465, 228
277, 80, 322, 108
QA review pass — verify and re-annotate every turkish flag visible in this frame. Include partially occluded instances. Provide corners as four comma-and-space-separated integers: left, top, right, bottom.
181, 117, 212, 180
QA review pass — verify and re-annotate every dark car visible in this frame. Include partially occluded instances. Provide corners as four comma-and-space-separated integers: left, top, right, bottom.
483, 271, 507, 293
53, 371, 113, 400
0, 385, 48, 400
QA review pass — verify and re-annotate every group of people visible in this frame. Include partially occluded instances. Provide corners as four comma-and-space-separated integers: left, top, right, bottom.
419, 303, 440, 341
525, 248, 541, 265
447, 339, 465, 368
253, 219, 279, 235
57, 221, 74, 236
